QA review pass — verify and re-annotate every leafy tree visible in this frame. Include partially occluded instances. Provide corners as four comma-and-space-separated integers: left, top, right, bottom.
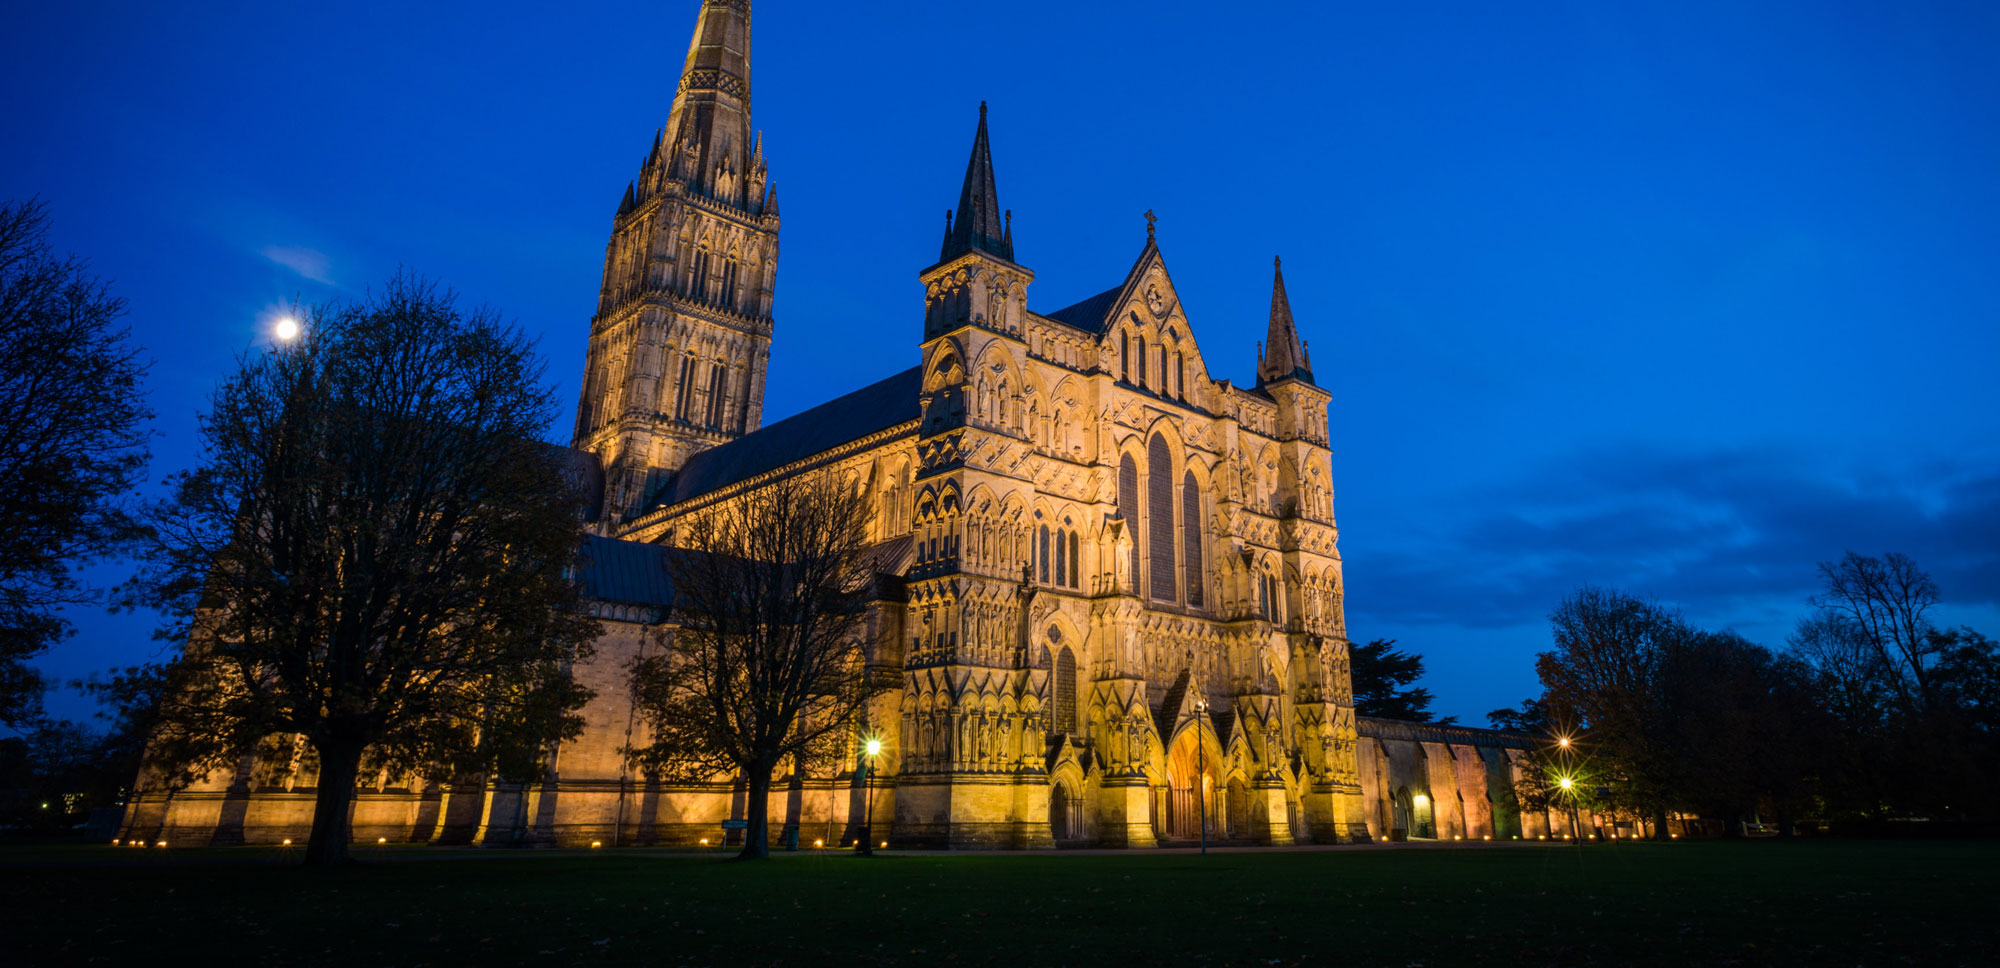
128, 274, 598, 866
1349, 638, 1455, 724
0, 199, 151, 727
1537, 587, 1688, 831
1486, 697, 1555, 735
627, 474, 883, 860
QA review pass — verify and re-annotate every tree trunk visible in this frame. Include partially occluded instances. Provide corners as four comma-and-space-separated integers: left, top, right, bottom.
305, 741, 363, 866
1651, 807, 1670, 841
737, 766, 772, 860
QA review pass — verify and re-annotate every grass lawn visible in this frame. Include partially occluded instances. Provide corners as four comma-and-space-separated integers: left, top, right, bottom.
1, 839, 1991, 967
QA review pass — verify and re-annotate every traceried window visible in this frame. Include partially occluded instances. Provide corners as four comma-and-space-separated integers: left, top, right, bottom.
705, 361, 727, 426
675, 353, 696, 420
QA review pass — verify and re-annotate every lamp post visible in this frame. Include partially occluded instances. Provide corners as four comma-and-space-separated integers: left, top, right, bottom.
1559, 775, 1580, 846
858, 738, 882, 856
1194, 694, 1209, 855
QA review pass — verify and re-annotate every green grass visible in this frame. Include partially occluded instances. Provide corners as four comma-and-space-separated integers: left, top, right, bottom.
2, 840, 1992, 967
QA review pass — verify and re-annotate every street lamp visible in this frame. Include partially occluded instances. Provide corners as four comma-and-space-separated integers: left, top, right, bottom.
1194, 694, 1209, 855
858, 737, 882, 856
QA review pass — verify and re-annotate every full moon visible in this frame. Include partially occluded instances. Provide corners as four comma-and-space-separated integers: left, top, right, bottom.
274, 316, 300, 340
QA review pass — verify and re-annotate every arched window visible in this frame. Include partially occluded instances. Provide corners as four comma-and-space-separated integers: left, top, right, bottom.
1138, 340, 1148, 385
720, 255, 740, 310
705, 361, 727, 426
689, 246, 711, 301
1068, 530, 1081, 589
675, 353, 696, 420
1037, 523, 1051, 583
1054, 646, 1078, 732
1182, 470, 1203, 608
1120, 332, 1131, 382
1147, 434, 1177, 603
1118, 453, 1140, 585
1053, 528, 1066, 586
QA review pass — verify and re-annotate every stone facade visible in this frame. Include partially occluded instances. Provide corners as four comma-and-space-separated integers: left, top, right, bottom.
121, 0, 1551, 851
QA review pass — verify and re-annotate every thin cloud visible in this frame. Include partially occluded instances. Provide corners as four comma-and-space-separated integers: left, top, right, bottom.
261, 245, 333, 284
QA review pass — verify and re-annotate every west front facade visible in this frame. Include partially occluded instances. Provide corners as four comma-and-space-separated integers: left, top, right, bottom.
122, 0, 1554, 851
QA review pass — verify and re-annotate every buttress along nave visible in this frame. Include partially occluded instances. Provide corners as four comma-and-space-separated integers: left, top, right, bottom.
122, 0, 1556, 850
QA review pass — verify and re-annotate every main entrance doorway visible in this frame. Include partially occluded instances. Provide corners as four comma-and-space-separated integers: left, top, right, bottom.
1161, 729, 1219, 841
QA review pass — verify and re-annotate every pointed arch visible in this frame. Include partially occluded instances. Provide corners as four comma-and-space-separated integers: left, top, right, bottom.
1147, 432, 1178, 603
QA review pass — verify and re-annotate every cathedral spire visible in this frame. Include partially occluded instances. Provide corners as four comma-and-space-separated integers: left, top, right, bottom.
1258, 256, 1314, 386
940, 102, 1014, 263
660, 0, 757, 207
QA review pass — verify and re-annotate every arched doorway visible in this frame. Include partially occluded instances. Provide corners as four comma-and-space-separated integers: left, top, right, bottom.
1162, 728, 1220, 842
1049, 781, 1084, 843
1392, 786, 1414, 841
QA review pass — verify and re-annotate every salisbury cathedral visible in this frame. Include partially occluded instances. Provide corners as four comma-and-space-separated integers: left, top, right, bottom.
124, 0, 1551, 850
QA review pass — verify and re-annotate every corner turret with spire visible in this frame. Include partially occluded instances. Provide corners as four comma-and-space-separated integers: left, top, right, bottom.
922, 103, 1033, 343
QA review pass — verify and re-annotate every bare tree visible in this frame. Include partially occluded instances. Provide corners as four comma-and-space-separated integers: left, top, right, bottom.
1810, 552, 1945, 711
627, 474, 882, 860
0, 199, 151, 727
129, 274, 599, 866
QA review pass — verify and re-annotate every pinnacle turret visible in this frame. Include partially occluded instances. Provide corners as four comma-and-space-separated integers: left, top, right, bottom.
939, 102, 1013, 263
1258, 257, 1315, 386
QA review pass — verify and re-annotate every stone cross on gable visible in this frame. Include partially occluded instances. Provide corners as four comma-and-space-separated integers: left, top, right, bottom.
1144, 209, 1157, 239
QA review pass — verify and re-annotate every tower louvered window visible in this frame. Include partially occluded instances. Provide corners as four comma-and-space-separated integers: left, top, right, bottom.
1182, 470, 1204, 608
1118, 454, 1140, 586
689, 248, 710, 301
1069, 531, 1081, 589
1147, 434, 1176, 603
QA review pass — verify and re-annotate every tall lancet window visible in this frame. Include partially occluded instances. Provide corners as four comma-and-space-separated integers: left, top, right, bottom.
1054, 645, 1078, 733
720, 254, 739, 311
1118, 453, 1140, 586
689, 246, 711, 301
705, 361, 727, 427
675, 353, 696, 420
1182, 470, 1204, 608
1147, 434, 1177, 603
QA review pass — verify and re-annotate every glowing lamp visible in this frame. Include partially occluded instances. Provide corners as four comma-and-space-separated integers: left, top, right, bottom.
282, 838, 292, 846
1558, 777, 1575, 791
865, 738, 883, 757
591, 841, 602, 848
110, 839, 120, 846
880, 841, 888, 848
155, 840, 166, 847
699, 838, 709, 846
377, 837, 387, 844
814, 839, 824, 847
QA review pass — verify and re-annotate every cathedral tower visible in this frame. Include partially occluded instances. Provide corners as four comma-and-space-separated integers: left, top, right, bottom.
574, 0, 779, 521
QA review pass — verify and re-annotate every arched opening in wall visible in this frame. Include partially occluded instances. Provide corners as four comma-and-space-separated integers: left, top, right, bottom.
1161, 728, 1219, 842
1226, 778, 1250, 839
1181, 470, 1204, 608
1049, 780, 1084, 843
1392, 786, 1414, 842
1412, 790, 1436, 840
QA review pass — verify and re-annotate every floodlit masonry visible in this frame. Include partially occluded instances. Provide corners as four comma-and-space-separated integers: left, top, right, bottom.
120, 0, 1605, 850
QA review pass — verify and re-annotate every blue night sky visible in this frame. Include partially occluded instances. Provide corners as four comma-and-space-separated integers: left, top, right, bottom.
5, 1, 1997, 725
